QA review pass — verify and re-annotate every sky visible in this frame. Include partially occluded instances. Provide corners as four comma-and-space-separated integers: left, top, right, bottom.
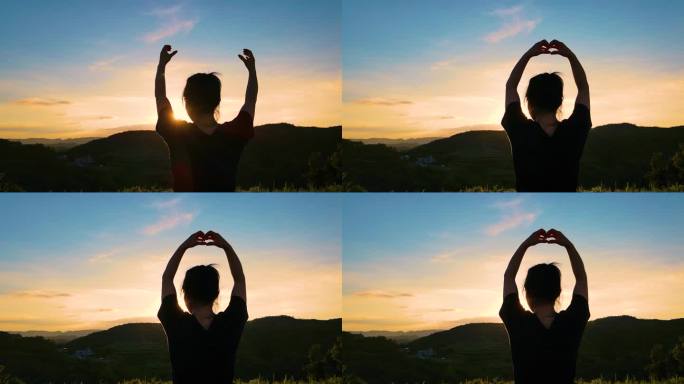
343, 194, 684, 331
0, 0, 341, 139
0, 194, 341, 331
343, 0, 684, 138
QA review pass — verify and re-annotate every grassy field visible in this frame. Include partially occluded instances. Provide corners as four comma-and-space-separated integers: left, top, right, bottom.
459, 380, 684, 384
114, 379, 683, 384
118, 379, 343, 384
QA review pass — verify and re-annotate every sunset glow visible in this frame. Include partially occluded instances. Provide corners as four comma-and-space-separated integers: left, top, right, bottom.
343, 194, 684, 331
0, 194, 341, 331
0, 1, 340, 139
342, 1, 684, 139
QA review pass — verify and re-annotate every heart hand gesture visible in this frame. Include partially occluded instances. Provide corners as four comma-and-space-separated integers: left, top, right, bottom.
204, 231, 231, 249
548, 40, 573, 57
526, 40, 550, 57
181, 230, 206, 250
523, 228, 548, 247
544, 228, 573, 248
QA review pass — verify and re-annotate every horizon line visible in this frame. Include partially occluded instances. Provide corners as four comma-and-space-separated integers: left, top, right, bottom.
3, 314, 343, 334
344, 121, 684, 141
0, 121, 343, 141
344, 314, 684, 333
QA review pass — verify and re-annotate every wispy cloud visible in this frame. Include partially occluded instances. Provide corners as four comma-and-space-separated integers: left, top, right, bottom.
89, 56, 125, 72
352, 98, 413, 106
484, 5, 540, 43
7, 290, 71, 299
485, 198, 539, 236
12, 98, 70, 106
141, 212, 195, 235
142, 5, 197, 43
88, 250, 117, 264
353, 290, 413, 298
149, 197, 182, 210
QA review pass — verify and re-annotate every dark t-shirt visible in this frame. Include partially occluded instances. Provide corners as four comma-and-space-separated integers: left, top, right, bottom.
501, 102, 592, 192
157, 294, 248, 384
156, 110, 254, 192
499, 292, 590, 384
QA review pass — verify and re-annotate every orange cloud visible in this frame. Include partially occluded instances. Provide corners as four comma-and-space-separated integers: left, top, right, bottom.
12, 98, 71, 106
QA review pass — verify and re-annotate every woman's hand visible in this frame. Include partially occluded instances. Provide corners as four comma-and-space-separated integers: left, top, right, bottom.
238, 49, 256, 72
545, 228, 573, 248
523, 228, 548, 247
205, 231, 231, 249
181, 230, 205, 250
159, 45, 178, 67
548, 40, 573, 58
525, 40, 550, 58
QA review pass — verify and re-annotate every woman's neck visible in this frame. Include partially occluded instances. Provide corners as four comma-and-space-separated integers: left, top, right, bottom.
534, 113, 559, 136
191, 306, 215, 329
193, 114, 219, 133
533, 303, 557, 328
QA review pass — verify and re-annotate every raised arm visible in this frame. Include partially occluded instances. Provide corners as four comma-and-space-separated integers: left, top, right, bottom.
161, 231, 204, 299
547, 229, 588, 300
206, 231, 246, 302
238, 49, 258, 118
506, 40, 549, 107
549, 40, 589, 109
156, 45, 178, 124
504, 229, 547, 298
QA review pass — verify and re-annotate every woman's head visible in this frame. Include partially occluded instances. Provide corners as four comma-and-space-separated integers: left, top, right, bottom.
183, 73, 221, 121
182, 264, 219, 311
524, 263, 561, 310
525, 72, 563, 119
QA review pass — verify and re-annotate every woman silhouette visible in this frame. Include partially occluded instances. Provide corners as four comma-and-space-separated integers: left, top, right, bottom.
155, 45, 258, 192
500, 229, 589, 384
158, 231, 247, 384
503, 40, 591, 191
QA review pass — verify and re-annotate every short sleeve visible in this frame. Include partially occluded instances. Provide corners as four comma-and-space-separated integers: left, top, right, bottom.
499, 292, 526, 327
566, 294, 590, 323
157, 294, 184, 330
501, 101, 529, 135
566, 103, 592, 140
221, 111, 255, 140
155, 101, 176, 140
221, 296, 248, 325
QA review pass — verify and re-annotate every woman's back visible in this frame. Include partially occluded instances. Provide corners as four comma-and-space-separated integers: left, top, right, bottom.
158, 294, 249, 384
500, 293, 590, 384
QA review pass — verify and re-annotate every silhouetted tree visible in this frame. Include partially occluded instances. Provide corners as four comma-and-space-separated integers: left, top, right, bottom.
646, 144, 684, 187
0, 366, 25, 384
646, 337, 684, 378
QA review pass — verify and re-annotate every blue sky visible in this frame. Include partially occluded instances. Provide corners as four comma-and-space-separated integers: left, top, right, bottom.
0, 0, 341, 138
0, 194, 342, 331
343, 194, 684, 330
343, 0, 684, 138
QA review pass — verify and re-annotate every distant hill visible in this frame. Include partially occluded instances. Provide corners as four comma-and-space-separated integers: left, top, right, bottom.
0, 316, 341, 384
14, 329, 98, 344
356, 137, 445, 151
344, 316, 684, 383
0, 123, 341, 191
15, 137, 100, 151
354, 329, 444, 343
343, 124, 684, 191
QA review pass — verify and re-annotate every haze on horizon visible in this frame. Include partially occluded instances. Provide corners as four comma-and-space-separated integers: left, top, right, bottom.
0, 1, 341, 139
0, 194, 342, 332
343, 194, 684, 332
343, 0, 684, 139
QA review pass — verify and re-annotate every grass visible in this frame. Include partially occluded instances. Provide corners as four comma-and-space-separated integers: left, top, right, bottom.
118, 379, 342, 384
459, 380, 684, 384
115, 379, 683, 384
